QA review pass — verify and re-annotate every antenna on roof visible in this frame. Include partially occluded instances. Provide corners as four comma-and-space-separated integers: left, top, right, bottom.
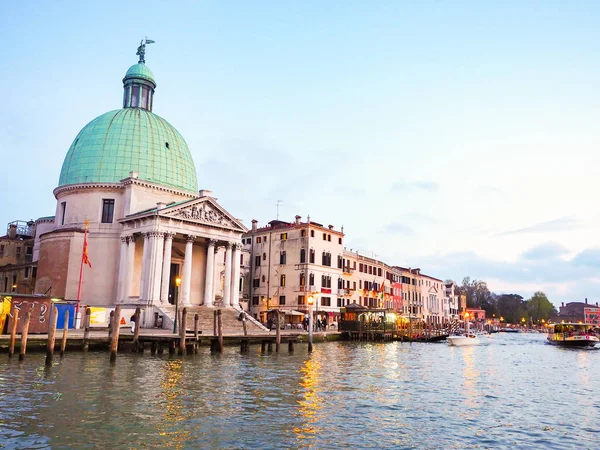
276, 200, 283, 220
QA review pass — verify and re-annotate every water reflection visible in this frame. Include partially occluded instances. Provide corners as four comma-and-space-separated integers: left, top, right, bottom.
294, 352, 323, 446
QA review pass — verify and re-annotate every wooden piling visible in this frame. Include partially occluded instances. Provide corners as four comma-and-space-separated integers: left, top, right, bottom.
157, 342, 164, 355
60, 310, 69, 357
132, 307, 141, 352
213, 310, 217, 337
217, 309, 223, 353
82, 307, 91, 352
169, 340, 175, 356
275, 310, 281, 352
108, 311, 114, 339
151, 342, 157, 355
179, 307, 187, 355
45, 306, 58, 366
19, 311, 31, 361
242, 316, 248, 337
261, 341, 267, 352
109, 305, 121, 363
8, 307, 19, 358
267, 342, 273, 352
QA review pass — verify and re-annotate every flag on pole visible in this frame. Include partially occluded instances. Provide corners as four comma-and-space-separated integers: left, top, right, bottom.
145, 38, 156, 44
82, 220, 92, 268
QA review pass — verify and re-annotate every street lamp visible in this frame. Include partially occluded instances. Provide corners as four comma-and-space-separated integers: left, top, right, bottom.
173, 276, 182, 333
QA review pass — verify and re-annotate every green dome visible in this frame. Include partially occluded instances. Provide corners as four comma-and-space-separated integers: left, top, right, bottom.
124, 63, 155, 85
58, 109, 198, 194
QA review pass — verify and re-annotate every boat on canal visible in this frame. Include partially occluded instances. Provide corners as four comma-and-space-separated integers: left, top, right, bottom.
547, 323, 599, 347
447, 333, 480, 346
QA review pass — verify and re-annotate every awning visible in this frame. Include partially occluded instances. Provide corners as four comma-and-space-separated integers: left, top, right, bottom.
284, 310, 305, 316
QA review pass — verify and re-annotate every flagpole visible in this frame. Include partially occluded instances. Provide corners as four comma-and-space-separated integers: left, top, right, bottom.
76, 220, 89, 327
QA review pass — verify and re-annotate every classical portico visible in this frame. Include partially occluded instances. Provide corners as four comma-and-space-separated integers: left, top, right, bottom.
116, 194, 247, 309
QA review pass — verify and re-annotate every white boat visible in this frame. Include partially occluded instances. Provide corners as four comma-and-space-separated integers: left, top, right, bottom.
448, 333, 481, 346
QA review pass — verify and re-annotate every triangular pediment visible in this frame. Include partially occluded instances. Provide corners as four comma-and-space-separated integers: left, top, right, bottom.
160, 197, 248, 232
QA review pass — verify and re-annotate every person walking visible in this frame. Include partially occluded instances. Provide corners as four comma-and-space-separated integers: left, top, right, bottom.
130, 313, 136, 333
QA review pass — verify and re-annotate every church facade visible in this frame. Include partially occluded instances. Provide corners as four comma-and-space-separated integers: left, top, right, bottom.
32, 42, 246, 326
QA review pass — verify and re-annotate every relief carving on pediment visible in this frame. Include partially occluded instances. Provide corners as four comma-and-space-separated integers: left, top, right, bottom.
174, 203, 234, 227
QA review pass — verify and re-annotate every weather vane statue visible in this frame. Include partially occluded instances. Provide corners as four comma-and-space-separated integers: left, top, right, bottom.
136, 37, 155, 64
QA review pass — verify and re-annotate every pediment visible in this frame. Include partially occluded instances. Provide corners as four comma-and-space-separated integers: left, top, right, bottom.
160, 197, 248, 232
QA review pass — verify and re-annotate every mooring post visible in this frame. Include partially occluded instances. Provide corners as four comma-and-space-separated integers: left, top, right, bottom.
288, 340, 294, 353
217, 309, 224, 353
169, 340, 175, 356
60, 310, 69, 357
109, 305, 121, 363
133, 307, 141, 352
19, 311, 31, 361
150, 341, 157, 355
108, 311, 114, 339
45, 306, 58, 366
179, 308, 187, 355
213, 310, 217, 337
8, 307, 19, 358
193, 313, 199, 353
275, 310, 281, 352
157, 342, 164, 355
242, 315, 248, 337
83, 307, 91, 352
261, 341, 267, 352
308, 311, 314, 353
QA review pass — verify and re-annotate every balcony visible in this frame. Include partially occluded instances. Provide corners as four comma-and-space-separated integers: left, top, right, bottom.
337, 289, 345, 296
342, 267, 355, 274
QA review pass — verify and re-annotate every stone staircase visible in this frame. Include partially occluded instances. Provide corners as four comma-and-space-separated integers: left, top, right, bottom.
158, 306, 268, 336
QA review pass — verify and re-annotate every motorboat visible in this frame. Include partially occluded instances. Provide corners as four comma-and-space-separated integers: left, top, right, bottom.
547, 323, 599, 347
448, 333, 480, 347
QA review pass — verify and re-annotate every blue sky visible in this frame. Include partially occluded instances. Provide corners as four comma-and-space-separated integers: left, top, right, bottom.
2, 1, 600, 305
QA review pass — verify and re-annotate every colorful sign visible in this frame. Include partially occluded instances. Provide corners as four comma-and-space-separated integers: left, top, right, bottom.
584, 307, 600, 325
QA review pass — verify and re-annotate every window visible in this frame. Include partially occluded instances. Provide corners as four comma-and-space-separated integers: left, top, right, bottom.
263, 236, 267, 242
310, 230, 315, 237
298, 295, 306, 305
252, 296, 259, 305
279, 295, 286, 305
321, 297, 331, 307
131, 85, 140, 107
280, 251, 286, 264
262, 275, 266, 282
309, 273, 314, 286
26, 246, 32, 255
378, 268, 382, 277
16, 247, 22, 255
32, 267, 37, 278
263, 253, 266, 260
300, 248, 306, 263
322, 252, 331, 266
337, 298, 343, 307
309, 249, 315, 264
353, 281, 356, 290
300, 273, 306, 286
253, 279, 260, 288
101, 199, 115, 223
280, 233, 287, 240
337, 255, 342, 268
360, 263, 364, 272
0, 244, 4, 257
61, 201, 66, 225
257, 237, 262, 243
280, 274, 286, 286
327, 234, 331, 242
255, 255, 261, 266
24, 267, 29, 279
323, 233, 326, 240
338, 237, 342, 244
301, 229, 306, 237
337, 278, 342, 289
321, 275, 331, 288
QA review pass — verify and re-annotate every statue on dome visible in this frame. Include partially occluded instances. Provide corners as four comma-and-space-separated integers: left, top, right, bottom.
136, 38, 155, 64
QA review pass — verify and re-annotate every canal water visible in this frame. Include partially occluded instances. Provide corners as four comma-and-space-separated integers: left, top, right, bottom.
1, 333, 599, 449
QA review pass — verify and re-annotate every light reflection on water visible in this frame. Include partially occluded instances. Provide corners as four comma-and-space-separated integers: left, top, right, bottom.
0, 333, 599, 449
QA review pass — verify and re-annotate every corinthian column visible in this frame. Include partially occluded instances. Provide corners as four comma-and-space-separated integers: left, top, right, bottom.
124, 235, 136, 302
181, 235, 195, 306
160, 233, 174, 303
148, 232, 165, 305
117, 236, 128, 302
231, 243, 241, 308
139, 232, 151, 301
222, 242, 233, 307
203, 239, 216, 307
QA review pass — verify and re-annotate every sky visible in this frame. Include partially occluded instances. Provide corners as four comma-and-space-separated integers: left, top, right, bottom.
2, 1, 600, 306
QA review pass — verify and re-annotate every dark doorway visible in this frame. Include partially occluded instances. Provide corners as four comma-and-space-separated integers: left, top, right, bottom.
168, 263, 179, 305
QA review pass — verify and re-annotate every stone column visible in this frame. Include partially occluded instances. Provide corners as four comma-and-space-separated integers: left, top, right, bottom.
117, 236, 128, 302
139, 232, 150, 301
160, 233, 174, 304
148, 232, 165, 305
181, 235, 195, 306
231, 243, 241, 308
124, 235, 136, 302
203, 239, 216, 307
222, 242, 233, 307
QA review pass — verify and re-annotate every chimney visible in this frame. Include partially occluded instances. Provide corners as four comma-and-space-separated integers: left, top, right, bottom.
295, 215, 301, 225
596, 302, 598, 307
561, 302, 565, 307
129, 171, 139, 179
251, 219, 258, 231
7, 224, 17, 239
307, 214, 311, 224
328, 224, 334, 230
585, 297, 588, 304
156, 202, 166, 210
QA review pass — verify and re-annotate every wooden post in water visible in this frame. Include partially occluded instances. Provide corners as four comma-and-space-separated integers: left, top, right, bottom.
45, 306, 58, 366
109, 305, 121, 363
19, 311, 31, 361
213, 310, 217, 336
242, 316, 248, 337
179, 308, 187, 355
108, 311, 114, 339
217, 309, 224, 353
60, 310, 69, 357
288, 339, 294, 353
132, 307, 141, 352
8, 307, 19, 358
275, 310, 281, 352
193, 313, 199, 353
83, 307, 91, 351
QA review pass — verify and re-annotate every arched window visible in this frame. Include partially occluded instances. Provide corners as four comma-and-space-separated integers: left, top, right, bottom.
300, 248, 306, 263
309, 273, 314, 286
280, 274, 286, 286
300, 273, 306, 286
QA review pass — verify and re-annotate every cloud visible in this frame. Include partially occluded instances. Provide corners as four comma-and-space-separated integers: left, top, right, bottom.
521, 242, 568, 260
572, 248, 600, 268
496, 217, 580, 236
383, 222, 415, 235
391, 180, 439, 192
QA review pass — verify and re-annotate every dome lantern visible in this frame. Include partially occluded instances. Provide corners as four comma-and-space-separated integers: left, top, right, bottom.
122, 38, 156, 111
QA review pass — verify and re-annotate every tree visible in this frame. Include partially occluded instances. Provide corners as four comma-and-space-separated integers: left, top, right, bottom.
496, 294, 526, 324
526, 291, 557, 322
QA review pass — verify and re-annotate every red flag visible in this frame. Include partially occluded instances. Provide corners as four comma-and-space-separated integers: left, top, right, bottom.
82, 221, 92, 268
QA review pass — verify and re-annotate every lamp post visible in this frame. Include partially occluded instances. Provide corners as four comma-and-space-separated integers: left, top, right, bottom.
307, 294, 314, 352
173, 276, 182, 333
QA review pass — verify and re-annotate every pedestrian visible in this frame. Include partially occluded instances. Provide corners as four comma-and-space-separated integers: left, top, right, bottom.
267, 316, 273, 331
323, 316, 328, 330
130, 313, 136, 333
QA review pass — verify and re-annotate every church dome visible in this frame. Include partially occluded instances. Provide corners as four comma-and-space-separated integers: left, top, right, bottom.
57, 43, 198, 194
